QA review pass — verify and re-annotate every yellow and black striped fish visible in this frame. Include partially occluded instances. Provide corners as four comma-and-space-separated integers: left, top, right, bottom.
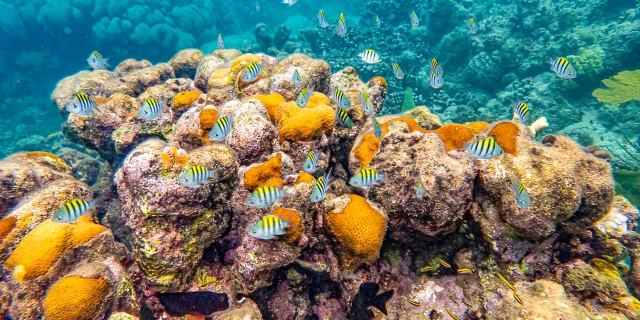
209, 115, 234, 142
463, 137, 504, 159
445, 308, 460, 320
466, 18, 478, 34
87, 51, 109, 70
407, 299, 420, 306
512, 101, 532, 126
317, 10, 329, 28
359, 49, 381, 64
303, 150, 321, 173
512, 180, 531, 209
246, 185, 289, 208
247, 214, 290, 240
392, 62, 404, 80
457, 268, 474, 274
139, 98, 166, 120
430, 70, 444, 89
241, 62, 264, 82
512, 291, 524, 306
296, 88, 312, 108
332, 87, 351, 109
420, 265, 435, 272
337, 13, 347, 37
179, 165, 221, 188
438, 258, 451, 268
53, 199, 95, 223
65, 92, 98, 117
430, 58, 443, 77
336, 107, 353, 128
349, 168, 384, 188
311, 168, 333, 203
497, 273, 517, 292
549, 57, 576, 79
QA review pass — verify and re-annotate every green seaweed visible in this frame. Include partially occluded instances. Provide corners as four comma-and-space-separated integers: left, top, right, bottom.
401, 87, 415, 112
592, 70, 640, 107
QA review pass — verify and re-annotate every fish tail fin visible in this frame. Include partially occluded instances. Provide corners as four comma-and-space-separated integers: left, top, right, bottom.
548, 57, 555, 70
209, 168, 223, 181
372, 290, 394, 315
462, 141, 472, 151
87, 201, 96, 209
325, 167, 333, 182
377, 173, 384, 181
283, 185, 296, 198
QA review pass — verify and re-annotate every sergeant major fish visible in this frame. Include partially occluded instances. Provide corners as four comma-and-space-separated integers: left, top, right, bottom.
512, 180, 531, 209
241, 62, 264, 83
209, 115, 234, 142
430, 58, 443, 77
410, 11, 419, 29
296, 88, 312, 108
376, 16, 381, 29
139, 98, 168, 120
430, 71, 444, 89
392, 62, 405, 80
247, 214, 290, 240
349, 282, 393, 320
310, 168, 333, 203
53, 199, 95, 223
416, 179, 425, 199
359, 49, 381, 64
337, 13, 347, 37
246, 185, 294, 208
87, 51, 109, 70
332, 87, 351, 109
218, 34, 224, 50
371, 116, 382, 138
512, 101, 532, 126
359, 88, 374, 115
336, 107, 353, 128
65, 92, 99, 117
549, 57, 576, 79
349, 168, 384, 188
178, 165, 221, 188
292, 69, 302, 85
466, 17, 478, 34
317, 10, 329, 28
463, 137, 504, 159
303, 150, 324, 173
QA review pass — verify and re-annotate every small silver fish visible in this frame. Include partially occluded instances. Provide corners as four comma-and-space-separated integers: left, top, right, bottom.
292, 69, 302, 86
218, 34, 224, 50
336, 107, 353, 128
178, 166, 221, 188
255, 1, 260, 12
303, 150, 323, 173
430, 58, 443, 77
337, 13, 347, 37
416, 179, 425, 199
53, 199, 95, 223
241, 62, 263, 82
372, 116, 382, 138
464, 137, 504, 159
282, 0, 298, 5
359, 88, 374, 115
466, 18, 478, 34
410, 11, 419, 29
392, 62, 405, 80
317, 10, 330, 28
87, 51, 109, 70
359, 49, 381, 64
430, 71, 444, 89
549, 57, 577, 79
310, 168, 333, 202
139, 98, 167, 120
247, 214, 290, 240
65, 93, 99, 117
512, 101, 532, 126
296, 88, 312, 108
376, 16, 381, 29
349, 168, 384, 188
209, 115, 234, 142
512, 180, 531, 209
245, 186, 293, 208
332, 88, 351, 109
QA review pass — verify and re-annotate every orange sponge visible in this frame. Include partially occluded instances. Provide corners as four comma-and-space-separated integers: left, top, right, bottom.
272, 208, 302, 244
44, 276, 110, 320
243, 153, 283, 191
5, 216, 106, 282
295, 172, 316, 185
466, 121, 490, 134
433, 124, 475, 151
173, 90, 203, 110
487, 122, 520, 156
277, 100, 335, 142
250, 94, 286, 121
199, 108, 219, 130
0, 216, 17, 243
327, 195, 386, 269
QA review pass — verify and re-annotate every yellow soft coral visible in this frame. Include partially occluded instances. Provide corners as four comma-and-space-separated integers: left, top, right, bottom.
5, 216, 106, 282
272, 208, 302, 244
44, 276, 110, 320
592, 70, 640, 107
327, 195, 386, 269
244, 153, 283, 191
172, 90, 203, 110
487, 122, 520, 156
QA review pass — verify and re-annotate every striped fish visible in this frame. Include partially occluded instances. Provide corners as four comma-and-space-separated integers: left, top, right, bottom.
512, 180, 531, 209
359, 49, 381, 64
420, 265, 435, 272
65, 93, 98, 117
178, 166, 221, 188
410, 11, 419, 29
464, 137, 504, 160
512, 101, 532, 126
430, 58, 443, 77
445, 309, 460, 320
292, 69, 302, 86
430, 71, 444, 89
247, 214, 290, 240
317, 10, 329, 28
439, 258, 451, 268
209, 115, 234, 142
241, 62, 264, 82
497, 273, 517, 292
349, 168, 384, 188
336, 107, 353, 128
466, 17, 478, 34
296, 88, 312, 108
371, 116, 382, 138
513, 291, 524, 306
332, 88, 351, 109
457, 268, 474, 274
337, 13, 347, 37
87, 51, 109, 70
310, 168, 333, 203
359, 88, 374, 115
139, 98, 167, 120
376, 15, 381, 29
245, 185, 292, 208
407, 299, 420, 307
392, 62, 404, 80
53, 199, 95, 223
549, 57, 576, 79
303, 151, 322, 173
416, 179, 425, 199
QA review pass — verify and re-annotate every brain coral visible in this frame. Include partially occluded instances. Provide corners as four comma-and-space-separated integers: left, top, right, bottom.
327, 194, 387, 269
43, 275, 110, 320
5, 216, 106, 282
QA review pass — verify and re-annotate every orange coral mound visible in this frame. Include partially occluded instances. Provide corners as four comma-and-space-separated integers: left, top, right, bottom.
44, 276, 110, 320
327, 195, 386, 269
244, 153, 283, 191
0, 216, 17, 243
261, 177, 285, 188
173, 90, 203, 110
5, 216, 106, 282
295, 172, 316, 185
433, 124, 475, 151
251, 94, 286, 121
466, 121, 490, 134
24, 152, 68, 166
487, 122, 519, 156
272, 208, 302, 244
199, 107, 219, 130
